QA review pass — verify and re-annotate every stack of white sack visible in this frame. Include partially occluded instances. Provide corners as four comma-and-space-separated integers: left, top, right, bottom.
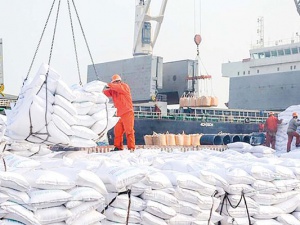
5, 63, 119, 147
3, 140, 52, 157
224, 145, 300, 224
227, 142, 276, 158
276, 105, 300, 152
0, 151, 107, 224
3, 147, 300, 224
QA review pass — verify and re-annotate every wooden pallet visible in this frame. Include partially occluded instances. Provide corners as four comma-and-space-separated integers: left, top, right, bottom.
84, 145, 228, 153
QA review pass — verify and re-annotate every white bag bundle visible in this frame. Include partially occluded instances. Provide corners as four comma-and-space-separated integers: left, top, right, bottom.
23, 169, 76, 190
276, 214, 300, 225
221, 215, 256, 225
103, 207, 141, 224
67, 200, 105, 224
140, 211, 168, 225
68, 186, 105, 202
142, 171, 173, 190
35, 206, 71, 224
140, 189, 178, 207
251, 180, 278, 194
1, 201, 40, 225
83, 80, 107, 93
106, 193, 146, 212
144, 200, 176, 220
252, 205, 284, 219
176, 187, 220, 211
105, 166, 147, 191
167, 213, 215, 225
172, 200, 202, 216
70, 210, 106, 225
0, 171, 30, 192
176, 173, 222, 196
28, 189, 72, 209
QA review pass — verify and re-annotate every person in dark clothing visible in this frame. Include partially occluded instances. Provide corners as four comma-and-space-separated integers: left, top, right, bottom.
286, 112, 300, 152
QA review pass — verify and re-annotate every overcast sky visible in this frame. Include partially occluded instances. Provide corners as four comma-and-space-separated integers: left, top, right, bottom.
0, 0, 300, 108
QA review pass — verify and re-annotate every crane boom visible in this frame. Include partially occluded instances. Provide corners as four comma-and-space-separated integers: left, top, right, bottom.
295, 0, 300, 15
133, 0, 168, 56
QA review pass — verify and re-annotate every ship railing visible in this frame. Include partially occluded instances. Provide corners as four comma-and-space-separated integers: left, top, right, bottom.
134, 110, 267, 124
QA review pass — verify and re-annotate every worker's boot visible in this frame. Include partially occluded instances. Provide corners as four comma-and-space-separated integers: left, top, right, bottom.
111, 147, 122, 151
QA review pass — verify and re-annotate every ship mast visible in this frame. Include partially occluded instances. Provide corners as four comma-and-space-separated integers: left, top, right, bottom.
257, 17, 264, 47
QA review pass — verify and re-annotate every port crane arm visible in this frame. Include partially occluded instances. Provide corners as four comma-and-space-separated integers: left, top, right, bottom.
133, 0, 168, 56
294, 0, 300, 15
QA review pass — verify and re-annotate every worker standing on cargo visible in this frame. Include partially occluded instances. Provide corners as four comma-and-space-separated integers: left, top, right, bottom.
264, 112, 282, 149
286, 112, 300, 152
103, 74, 135, 151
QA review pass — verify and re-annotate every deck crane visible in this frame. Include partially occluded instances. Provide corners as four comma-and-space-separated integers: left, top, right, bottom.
133, 0, 168, 56
294, 0, 300, 15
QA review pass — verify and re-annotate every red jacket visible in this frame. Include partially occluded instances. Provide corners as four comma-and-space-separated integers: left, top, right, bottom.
103, 82, 133, 117
265, 115, 279, 133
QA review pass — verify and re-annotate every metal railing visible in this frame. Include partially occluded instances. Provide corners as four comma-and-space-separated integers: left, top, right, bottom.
134, 110, 267, 124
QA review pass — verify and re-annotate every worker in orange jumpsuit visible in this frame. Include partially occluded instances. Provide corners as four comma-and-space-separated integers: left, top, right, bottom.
264, 112, 282, 149
287, 112, 300, 152
103, 74, 135, 151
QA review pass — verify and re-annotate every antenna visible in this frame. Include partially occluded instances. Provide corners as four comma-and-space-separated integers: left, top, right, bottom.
257, 17, 264, 47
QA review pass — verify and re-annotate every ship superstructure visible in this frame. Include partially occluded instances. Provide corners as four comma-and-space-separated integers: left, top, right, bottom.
222, 36, 300, 111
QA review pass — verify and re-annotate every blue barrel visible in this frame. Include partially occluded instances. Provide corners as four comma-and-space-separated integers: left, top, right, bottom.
230, 134, 241, 143
220, 134, 231, 145
242, 135, 251, 143
200, 134, 223, 145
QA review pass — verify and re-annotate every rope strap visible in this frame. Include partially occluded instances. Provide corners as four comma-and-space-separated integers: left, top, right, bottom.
218, 192, 252, 225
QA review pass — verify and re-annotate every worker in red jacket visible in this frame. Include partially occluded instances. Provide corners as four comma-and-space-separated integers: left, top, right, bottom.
103, 74, 135, 151
264, 112, 282, 149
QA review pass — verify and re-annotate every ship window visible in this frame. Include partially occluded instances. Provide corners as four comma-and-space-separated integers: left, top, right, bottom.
258, 52, 265, 59
271, 50, 277, 57
277, 67, 280, 71
264, 51, 271, 58
257, 69, 259, 74
294, 65, 296, 69
237, 72, 240, 76
292, 47, 298, 54
252, 53, 259, 59
243, 71, 245, 75
284, 49, 291, 55
278, 49, 284, 56
248, 71, 250, 74
291, 65, 293, 70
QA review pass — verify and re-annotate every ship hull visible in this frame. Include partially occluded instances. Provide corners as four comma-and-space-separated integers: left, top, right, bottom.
108, 118, 259, 145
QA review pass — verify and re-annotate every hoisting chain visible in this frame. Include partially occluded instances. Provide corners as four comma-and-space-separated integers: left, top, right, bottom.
23, 0, 57, 87
67, 0, 82, 86
26, 0, 62, 143
71, 0, 100, 81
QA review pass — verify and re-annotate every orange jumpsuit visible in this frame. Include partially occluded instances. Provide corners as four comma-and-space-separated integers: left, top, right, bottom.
264, 115, 280, 149
103, 82, 135, 150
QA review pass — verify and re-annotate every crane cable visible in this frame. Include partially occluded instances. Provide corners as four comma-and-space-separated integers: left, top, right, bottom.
194, 0, 215, 98
23, 0, 57, 88
67, 0, 82, 86
71, 0, 100, 81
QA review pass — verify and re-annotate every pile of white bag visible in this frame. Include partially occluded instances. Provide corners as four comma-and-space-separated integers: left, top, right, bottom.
4, 63, 119, 147
276, 105, 300, 152
1, 143, 300, 224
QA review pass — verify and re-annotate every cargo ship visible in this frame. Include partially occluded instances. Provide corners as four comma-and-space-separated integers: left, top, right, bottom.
87, 2, 276, 145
